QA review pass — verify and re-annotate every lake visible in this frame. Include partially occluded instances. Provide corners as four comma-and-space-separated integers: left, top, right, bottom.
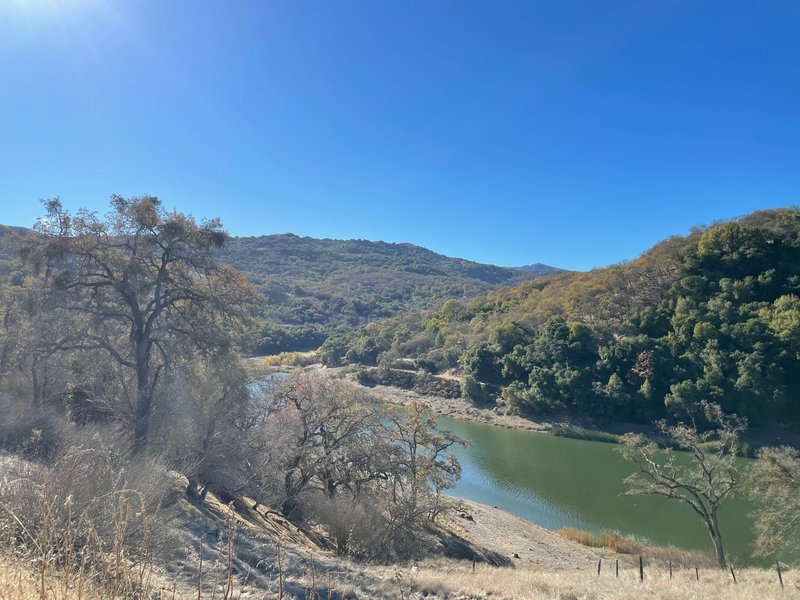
436, 415, 769, 566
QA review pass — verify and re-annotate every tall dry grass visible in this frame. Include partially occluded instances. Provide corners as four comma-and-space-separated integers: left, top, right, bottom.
392, 559, 799, 600
557, 527, 718, 568
0, 447, 178, 599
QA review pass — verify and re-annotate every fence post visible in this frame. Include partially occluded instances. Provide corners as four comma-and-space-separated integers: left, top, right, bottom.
695, 567, 699, 581
597, 559, 601, 577
777, 561, 784, 589
615, 559, 619, 578
729, 566, 737, 585
669, 561, 672, 580
472, 558, 475, 573
639, 555, 644, 582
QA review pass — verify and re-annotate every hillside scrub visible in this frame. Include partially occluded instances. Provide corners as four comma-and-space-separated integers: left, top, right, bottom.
2, 202, 800, 598
323, 208, 800, 430
216, 233, 548, 354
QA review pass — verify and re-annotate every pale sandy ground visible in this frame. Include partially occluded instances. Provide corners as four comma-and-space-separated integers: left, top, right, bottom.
442, 498, 602, 571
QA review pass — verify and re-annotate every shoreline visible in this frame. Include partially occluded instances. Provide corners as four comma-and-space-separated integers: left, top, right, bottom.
324, 365, 800, 449
368, 380, 553, 433
244, 359, 555, 433
441, 497, 603, 571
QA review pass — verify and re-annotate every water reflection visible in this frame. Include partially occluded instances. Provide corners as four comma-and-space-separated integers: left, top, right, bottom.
437, 416, 764, 565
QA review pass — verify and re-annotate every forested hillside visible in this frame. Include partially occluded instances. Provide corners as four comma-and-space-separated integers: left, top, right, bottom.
216, 234, 551, 353
322, 208, 800, 427
0, 227, 555, 354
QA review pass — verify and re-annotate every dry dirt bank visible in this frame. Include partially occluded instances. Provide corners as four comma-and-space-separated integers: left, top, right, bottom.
441, 498, 601, 571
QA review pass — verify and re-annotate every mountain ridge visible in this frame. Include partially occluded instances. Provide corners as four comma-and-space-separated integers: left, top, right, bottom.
0, 225, 557, 353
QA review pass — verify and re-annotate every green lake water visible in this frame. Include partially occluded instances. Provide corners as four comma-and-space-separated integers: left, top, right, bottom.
436, 415, 770, 566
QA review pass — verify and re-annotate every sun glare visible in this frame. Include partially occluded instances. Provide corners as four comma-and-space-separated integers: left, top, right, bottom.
5, 0, 99, 16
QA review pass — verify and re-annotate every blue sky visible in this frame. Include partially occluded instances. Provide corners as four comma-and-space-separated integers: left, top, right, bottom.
0, 1, 798, 271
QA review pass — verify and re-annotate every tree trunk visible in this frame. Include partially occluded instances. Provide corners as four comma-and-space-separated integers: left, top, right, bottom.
132, 350, 151, 455
282, 470, 300, 519
707, 513, 727, 568
31, 357, 42, 409
187, 477, 202, 503
323, 470, 336, 500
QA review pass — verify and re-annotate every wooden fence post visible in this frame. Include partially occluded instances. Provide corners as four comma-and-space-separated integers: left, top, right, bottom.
729, 566, 737, 585
615, 559, 619, 578
777, 561, 784, 589
597, 559, 601, 576
669, 561, 672, 580
695, 567, 699, 581
472, 558, 475, 573
639, 555, 644, 582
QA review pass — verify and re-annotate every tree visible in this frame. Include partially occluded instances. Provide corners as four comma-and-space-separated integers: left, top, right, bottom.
0, 274, 68, 408
24, 196, 260, 453
156, 350, 253, 503
267, 372, 390, 519
620, 402, 745, 567
749, 445, 800, 556
385, 400, 463, 522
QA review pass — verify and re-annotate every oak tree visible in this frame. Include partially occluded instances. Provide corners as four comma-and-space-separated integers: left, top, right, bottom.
24, 196, 259, 453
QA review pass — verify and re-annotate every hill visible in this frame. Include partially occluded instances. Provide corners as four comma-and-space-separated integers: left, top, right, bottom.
215, 233, 548, 353
321, 207, 800, 428
0, 226, 554, 353
515, 262, 561, 274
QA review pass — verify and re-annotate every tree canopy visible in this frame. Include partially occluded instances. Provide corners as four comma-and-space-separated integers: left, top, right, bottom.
22, 196, 260, 453
323, 208, 800, 428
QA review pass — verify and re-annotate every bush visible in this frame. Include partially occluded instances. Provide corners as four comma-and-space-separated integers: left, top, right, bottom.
306, 493, 384, 558
461, 376, 498, 404
416, 357, 439, 374
0, 400, 65, 461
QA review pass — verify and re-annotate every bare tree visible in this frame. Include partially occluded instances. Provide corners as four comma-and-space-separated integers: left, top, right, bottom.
620, 402, 745, 568
24, 196, 260, 453
749, 445, 800, 556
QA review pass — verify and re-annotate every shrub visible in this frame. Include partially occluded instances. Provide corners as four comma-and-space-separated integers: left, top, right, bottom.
306, 493, 384, 558
0, 400, 65, 461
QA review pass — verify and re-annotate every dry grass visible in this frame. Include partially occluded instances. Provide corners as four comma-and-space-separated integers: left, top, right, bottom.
391, 558, 800, 600
600, 532, 641, 555
0, 558, 113, 600
557, 527, 718, 569
558, 527, 642, 554
558, 527, 600, 547
0, 451, 179, 600
0, 452, 792, 600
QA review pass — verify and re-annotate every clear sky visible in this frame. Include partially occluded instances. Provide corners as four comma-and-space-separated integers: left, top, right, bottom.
1, 1, 798, 271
